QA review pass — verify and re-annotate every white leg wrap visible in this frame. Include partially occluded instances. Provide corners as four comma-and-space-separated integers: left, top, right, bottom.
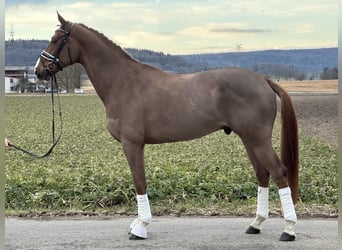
137, 194, 152, 224
250, 186, 268, 230
256, 186, 269, 219
129, 194, 152, 239
279, 187, 297, 223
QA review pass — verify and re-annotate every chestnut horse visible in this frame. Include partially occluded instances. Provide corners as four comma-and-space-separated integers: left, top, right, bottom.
35, 14, 299, 241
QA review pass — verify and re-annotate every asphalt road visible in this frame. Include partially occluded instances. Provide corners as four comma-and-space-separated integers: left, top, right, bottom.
5, 217, 337, 250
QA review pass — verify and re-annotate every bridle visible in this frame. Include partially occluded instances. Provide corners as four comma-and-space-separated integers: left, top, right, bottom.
8, 23, 75, 158
40, 22, 74, 74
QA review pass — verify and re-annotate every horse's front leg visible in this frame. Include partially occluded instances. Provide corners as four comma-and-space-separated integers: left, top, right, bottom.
122, 140, 152, 240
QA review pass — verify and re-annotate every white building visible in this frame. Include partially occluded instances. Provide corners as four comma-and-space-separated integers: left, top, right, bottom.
5, 76, 19, 93
5, 66, 36, 93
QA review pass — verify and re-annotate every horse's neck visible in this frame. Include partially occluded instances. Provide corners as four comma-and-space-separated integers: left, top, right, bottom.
76, 27, 138, 102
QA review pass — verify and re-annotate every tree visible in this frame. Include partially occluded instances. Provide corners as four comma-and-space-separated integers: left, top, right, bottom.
294, 72, 305, 81
320, 67, 338, 80
251, 63, 306, 80
55, 63, 83, 92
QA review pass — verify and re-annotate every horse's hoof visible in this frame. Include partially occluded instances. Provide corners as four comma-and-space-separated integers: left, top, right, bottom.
279, 232, 296, 241
129, 233, 146, 240
245, 226, 260, 234
129, 222, 147, 239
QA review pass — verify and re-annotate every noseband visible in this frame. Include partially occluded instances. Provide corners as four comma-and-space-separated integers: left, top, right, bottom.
40, 22, 74, 73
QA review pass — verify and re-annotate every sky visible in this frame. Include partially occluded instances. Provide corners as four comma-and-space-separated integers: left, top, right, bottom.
5, 0, 338, 54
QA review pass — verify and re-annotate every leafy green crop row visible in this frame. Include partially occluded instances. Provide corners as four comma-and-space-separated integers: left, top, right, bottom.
5, 95, 337, 212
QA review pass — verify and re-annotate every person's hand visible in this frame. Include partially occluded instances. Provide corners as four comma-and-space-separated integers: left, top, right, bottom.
5, 138, 10, 147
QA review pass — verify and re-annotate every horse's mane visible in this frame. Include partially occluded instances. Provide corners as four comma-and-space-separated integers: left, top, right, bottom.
77, 23, 139, 63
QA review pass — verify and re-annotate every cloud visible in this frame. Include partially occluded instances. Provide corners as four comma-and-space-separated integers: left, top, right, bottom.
5, 0, 48, 7
4, 0, 337, 54
68, 2, 94, 9
291, 24, 315, 34
178, 23, 274, 39
210, 28, 274, 34
115, 31, 173, 50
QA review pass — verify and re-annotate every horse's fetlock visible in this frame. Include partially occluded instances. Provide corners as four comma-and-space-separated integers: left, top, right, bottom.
284, 220, 296, 236
248, 214, 266, 233
139, 214, 152, 225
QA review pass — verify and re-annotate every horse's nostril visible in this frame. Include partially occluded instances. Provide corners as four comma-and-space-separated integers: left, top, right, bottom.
35, 70, 43, 80
35, 70, 40, 77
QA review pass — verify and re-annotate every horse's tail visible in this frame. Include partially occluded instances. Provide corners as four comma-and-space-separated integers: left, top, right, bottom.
266, 78, 299, 204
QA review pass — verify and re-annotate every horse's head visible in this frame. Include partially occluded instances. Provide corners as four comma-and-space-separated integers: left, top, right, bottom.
35, 13, 79, 80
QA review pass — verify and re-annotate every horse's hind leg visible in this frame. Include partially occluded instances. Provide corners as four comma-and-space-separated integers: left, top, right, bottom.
243, 139, 297, 241
244, 145, 270, 234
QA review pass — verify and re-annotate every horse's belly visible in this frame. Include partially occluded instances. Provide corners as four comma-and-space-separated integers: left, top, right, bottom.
144, 118, 222, 144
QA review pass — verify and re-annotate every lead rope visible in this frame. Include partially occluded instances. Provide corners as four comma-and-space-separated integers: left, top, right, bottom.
8, 74, 63, 158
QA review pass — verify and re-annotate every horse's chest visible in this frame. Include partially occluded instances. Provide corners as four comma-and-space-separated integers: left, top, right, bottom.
106, 117, 121, 142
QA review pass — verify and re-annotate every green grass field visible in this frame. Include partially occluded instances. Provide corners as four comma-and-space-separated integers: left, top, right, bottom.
5, 95, 337, 215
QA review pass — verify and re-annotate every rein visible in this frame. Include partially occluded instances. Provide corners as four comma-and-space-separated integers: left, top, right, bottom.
8, 73, 63, 158
8, 23, 75, 158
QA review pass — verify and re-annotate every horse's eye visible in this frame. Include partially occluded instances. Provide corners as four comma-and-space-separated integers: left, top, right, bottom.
50, 34, 60, 44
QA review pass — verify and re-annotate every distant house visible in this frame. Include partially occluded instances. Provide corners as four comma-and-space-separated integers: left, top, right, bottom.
5, 66, 36, 93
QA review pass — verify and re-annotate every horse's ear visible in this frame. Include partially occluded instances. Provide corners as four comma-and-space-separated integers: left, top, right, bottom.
57, 11, 67, 26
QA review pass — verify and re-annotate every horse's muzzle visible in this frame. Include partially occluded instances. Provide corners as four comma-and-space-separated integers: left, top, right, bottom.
35, 68, 52, 81
34, 57, 48, 81
35, 58, 53, 81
